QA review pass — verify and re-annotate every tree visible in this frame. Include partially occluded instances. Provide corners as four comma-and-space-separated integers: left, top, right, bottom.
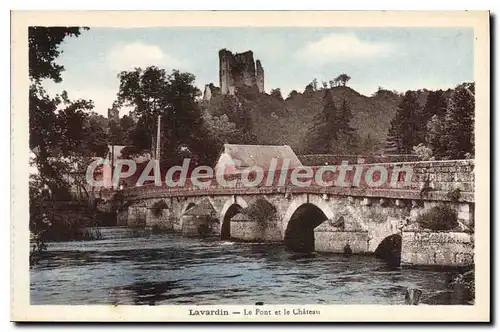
202, 111, 248, 152
304, 83, 314, 97
108, 119, 123, 145
29, 27, 91, 198
419, 90, 448, 142
287, 90, 299, 99
312, 78, 318, 91
373, 86, 396, 98
322, 81, 328, 89
118, 115, 136, 145
338, 100, 356, 136
446, 83, 475, 158
385, 122, 402, 154
355, 133, 380, 155
413, 143, 434, 161
335, 73, 351, 87
28, 27, 116, 260
59, 104, 109, 201
270, 88, 283, 100
116, 66, 211, 167
425, 83, 475, 159
425, 114, 448, 158
115, 66, 167, 156
319, 99, 358, 154
385, 91, 422, 154
29, 27, 87, 83
306, 90, 341, 153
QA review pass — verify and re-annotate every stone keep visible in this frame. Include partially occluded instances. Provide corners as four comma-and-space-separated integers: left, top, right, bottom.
219, 49, 265, 95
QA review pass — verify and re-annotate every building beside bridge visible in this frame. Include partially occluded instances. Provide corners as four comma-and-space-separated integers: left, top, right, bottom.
214, 144, 303, 175
96, 145, 152, 190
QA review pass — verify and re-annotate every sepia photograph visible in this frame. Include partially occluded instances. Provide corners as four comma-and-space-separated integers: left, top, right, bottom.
11, 11, 490, 322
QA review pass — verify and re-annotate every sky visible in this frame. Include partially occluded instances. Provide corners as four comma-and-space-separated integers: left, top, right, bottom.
44, 27, 474, 117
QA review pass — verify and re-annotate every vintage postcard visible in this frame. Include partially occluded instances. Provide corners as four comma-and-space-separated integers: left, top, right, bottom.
11, 11, 490, 322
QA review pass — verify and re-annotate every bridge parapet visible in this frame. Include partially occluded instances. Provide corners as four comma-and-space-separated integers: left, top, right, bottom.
117, 159, 474, 203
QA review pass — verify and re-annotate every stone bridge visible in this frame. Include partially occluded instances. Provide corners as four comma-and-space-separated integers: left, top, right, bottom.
112, 160, 474, 267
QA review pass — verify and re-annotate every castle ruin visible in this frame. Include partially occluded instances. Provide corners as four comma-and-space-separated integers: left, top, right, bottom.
107, 106, 119, 123
219, 49, 265, 95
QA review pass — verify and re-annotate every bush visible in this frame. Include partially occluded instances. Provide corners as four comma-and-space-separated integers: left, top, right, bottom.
447, 188, 462, 202
242, 199, 277, 224
30, 231, 47, 266
417, 204, 458, 231
451, 268, 475, 297
151, 200, 169, 218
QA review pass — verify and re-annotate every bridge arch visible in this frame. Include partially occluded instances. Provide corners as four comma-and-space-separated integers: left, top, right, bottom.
182, 201, 197, 214
282, 194, 334, 252
374, 234, 402, 266
220, 196, 249, 240
245, 198, 278, 222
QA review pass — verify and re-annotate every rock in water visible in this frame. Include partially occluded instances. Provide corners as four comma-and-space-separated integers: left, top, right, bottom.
405, 288, 423, 305
343, 243, 353, 256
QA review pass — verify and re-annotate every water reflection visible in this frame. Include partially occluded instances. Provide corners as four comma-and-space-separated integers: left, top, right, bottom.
31, 227, 467, 305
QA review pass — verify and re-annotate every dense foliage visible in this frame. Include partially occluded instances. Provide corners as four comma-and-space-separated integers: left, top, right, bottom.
29, 27, 108, 200
29, 28, 108, 262
416, 205, 458, 231
305, 90, 356, 154
116, 66, 220, 167
386, 83, 474, 160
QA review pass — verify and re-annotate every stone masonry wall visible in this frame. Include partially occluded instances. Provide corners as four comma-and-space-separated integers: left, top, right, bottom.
314, 230, 370, 253
117, 209, 128, 226
230, 218, 281, 242
127, 205, 147, 227
145, 208, 173, 230
121, 160, 475, 204
219, 49, 264, 95
401, 231, 474, 267
181, 215, 220, 237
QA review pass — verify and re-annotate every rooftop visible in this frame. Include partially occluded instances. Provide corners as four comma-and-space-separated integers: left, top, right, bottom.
220, 144, 303, 169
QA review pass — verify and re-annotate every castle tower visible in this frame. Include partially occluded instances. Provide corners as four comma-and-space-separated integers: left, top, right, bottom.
256, 60, 265, 93
234, 51, 257, 88
218, 48, 265, 96
107, 106, 119, 123
219, 49, 233, 95
203, 84, 212, 101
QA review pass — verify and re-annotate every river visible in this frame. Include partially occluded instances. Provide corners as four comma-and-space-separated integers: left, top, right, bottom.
30, 227, 467, 305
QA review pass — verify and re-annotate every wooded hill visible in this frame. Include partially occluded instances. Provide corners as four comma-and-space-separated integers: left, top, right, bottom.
203, 86, 435, 155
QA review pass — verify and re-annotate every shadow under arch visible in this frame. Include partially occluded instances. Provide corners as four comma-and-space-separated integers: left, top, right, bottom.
374, 234, 402, 267
220, 203, 243, 241
183, 202, 196, 214
284, 203, 328, 253
244, 198, 278, 223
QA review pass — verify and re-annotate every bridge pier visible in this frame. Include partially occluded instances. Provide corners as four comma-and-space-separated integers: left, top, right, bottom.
401, 231, 474, 267
145, 207, 173, 230
127, 205, 147, 228
314, 228, 370, 254
229, 214, 281, 242
181, 198, 220, 237
117, 208, 128, 227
